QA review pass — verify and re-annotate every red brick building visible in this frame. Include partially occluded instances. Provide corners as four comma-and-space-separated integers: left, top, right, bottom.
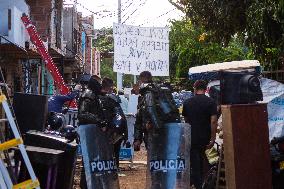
0, 0, 85, 96
82, 15, 100, 76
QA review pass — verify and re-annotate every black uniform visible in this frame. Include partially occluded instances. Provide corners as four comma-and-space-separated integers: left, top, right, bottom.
182, 94, 217, 147
78, 78, 126, 189
78, 76, 105, 126
134, 83, 180, 147
78, 83, 127, 137
78, 77, 104, 189
101, 94, 128, 168
135, 83, 190, 189
78, 89, 106, 125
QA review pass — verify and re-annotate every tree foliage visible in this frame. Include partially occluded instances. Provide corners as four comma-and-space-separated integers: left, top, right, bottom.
169, 19, 253, 79
100, 58, 135, 87
95, 28, 134, 87
100, 58, 116, 81
94, 27, 113, 54
169, 0, 284, 66
100, 57, 134, 88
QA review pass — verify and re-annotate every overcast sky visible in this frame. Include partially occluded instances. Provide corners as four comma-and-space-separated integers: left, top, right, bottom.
65, 0, 184, 29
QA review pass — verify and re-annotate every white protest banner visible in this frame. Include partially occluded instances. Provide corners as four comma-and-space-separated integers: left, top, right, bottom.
113, 23, 169, 76
261, 78, 284, 140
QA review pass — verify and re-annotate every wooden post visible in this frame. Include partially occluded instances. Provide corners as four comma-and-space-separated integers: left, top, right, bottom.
222, 103, 272, 189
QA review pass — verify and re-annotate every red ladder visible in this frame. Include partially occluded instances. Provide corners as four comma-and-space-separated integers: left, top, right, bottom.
21, 14, 77, 107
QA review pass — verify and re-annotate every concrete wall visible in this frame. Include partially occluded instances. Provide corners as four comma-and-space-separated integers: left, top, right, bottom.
50, 0, 63, 50
63, 7, 76, 57
0, 0, 30, 48
63, 6, 83, 60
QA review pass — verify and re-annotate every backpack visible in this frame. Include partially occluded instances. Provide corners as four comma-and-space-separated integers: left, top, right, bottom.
151, 84, 180, 123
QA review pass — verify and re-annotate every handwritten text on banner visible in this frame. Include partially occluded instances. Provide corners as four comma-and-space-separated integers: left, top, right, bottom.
113, 23, 169, 76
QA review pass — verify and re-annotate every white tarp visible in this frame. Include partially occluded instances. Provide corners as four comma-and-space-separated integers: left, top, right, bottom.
188, 60, 260, 74
113, 23, 169, 76
261, 78, 284, 140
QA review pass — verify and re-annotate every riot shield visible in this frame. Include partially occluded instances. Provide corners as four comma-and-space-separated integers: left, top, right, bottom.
78, 124, 120, 189
146, 123, 191, 189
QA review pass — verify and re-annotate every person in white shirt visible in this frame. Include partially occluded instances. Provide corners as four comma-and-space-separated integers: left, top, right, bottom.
118, 90, 129, 114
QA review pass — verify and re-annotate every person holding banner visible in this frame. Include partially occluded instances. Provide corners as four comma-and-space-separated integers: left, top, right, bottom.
77, 75, 120, 189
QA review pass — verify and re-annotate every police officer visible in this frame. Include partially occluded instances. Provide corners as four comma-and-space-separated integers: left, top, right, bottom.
78, 76, 126, 189
133, 71, 186, 189
77, 75, 107, 128
100, 77, 128, 169
133, 71, 180, 150
78, 75, 107, 189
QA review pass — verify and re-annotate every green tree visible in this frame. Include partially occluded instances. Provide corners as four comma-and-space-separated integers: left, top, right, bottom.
169, 19, 253, 80
95, 28, 134, 87
169, 0, 284, 67
100, 57, 134, 88
100, 58, 116, 81
94, 27, 114, 54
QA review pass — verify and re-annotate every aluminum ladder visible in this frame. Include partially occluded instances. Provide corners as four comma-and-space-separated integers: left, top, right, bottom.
0, 94, 40, 189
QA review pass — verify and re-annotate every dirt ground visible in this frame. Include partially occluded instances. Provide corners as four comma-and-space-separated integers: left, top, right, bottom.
73, 145, 148, 189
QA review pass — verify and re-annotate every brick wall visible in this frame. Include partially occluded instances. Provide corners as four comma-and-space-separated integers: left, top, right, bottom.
26, 0, 63, 51
26, 0, 52, 42
82, 15, 95, 74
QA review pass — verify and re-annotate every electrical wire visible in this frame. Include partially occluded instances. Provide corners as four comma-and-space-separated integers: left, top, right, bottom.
122, 0, 135, 11
122, 0, 148, 24
73, 0, 139, 21
139, 8, 175, 26
122, 0, 146, 23
64, 0, 116, 19
64, 0, 178, 26
95, 12, 117, 20
121, 0, 137, 19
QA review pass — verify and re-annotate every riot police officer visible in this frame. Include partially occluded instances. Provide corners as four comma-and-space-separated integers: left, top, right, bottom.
78, 75, 120, 189
78, 75, 105, 127
133, 71, 191, 189
100, 77, 128, 169
133, 71, 181, 150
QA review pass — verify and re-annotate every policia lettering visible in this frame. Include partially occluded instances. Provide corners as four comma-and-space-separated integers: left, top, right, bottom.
149, 159, 185, 172
91, 160, 117, 173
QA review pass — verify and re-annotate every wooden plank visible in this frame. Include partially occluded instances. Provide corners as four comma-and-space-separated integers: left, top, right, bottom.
222, 104, 272, 189
222, 106, 236, 189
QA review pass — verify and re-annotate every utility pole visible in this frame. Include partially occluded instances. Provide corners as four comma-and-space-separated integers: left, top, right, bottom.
90, 38, 93, 75
117, 0, 123, 91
